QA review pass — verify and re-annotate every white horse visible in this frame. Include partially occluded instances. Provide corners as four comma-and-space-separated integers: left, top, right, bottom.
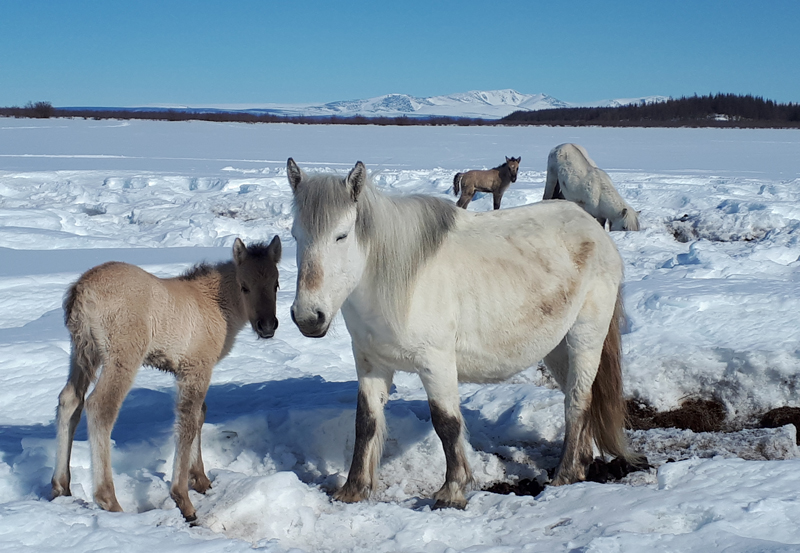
287, 159, 640, 509
544, 143, 640, 231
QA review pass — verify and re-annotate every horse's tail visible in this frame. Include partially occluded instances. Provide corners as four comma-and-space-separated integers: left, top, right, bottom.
588, 288, 643, 465
452, 173, 462, 196
63, 280, 104, 384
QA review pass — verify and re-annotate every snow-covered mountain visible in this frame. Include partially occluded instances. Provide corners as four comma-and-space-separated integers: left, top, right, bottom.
158, 90, 669, 120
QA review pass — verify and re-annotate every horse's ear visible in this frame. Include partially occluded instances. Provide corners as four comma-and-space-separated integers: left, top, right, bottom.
267, 235, 282, 263
287, 158, 304, 192
233, 237, 248, 266
516, 156, 521, 162
346, 161, 367, 201
505, 156, 511, 162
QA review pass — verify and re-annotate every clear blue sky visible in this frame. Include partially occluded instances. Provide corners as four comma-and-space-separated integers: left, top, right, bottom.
1, 0, 798, 107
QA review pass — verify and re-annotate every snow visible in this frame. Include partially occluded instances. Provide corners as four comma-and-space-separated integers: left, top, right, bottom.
0, 118, 799, 551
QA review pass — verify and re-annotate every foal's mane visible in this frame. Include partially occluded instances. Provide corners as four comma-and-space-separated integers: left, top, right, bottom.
179, 261, 230, 281
294, 171, 458, 331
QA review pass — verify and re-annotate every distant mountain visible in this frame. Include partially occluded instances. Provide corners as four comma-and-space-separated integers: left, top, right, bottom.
153, 90, 669, 120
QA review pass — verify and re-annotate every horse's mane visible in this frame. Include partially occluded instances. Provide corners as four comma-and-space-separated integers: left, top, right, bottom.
178, 261, 233, 281
294, 172, 458, 331
243, 240, 279, 260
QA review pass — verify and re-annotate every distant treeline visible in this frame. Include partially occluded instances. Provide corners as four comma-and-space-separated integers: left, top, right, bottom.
2, 95, 799, 128
501, 94, 800, 128
0, 101, 489, 127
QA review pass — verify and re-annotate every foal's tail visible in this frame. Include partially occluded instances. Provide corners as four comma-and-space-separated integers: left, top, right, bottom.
589, 289, 643, 465
452, 173, 463, 196
63, 281, 104, 384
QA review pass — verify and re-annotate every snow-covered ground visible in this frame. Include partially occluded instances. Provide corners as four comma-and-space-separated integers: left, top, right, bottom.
0, 118, 799, 552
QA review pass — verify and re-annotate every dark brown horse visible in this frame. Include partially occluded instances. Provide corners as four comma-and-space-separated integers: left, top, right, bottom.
453, 156, 521, 210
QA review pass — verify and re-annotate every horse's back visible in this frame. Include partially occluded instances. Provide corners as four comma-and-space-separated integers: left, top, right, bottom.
461, 168, 499, 191
412, 201, 622, 381
68, 262, 224, 364
69, 262, 163, 319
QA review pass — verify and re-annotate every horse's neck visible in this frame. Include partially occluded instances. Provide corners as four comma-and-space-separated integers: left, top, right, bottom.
497, 165, 511, 183
207, 262, 248, 329
354, 189, 457, 334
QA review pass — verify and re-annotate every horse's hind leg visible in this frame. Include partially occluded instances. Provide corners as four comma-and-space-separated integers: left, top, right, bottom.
420, 359, 472, 509
52, 350, 92, 498
171, 366, 212, 522
188, 402, 212, 494
334, 353, 392, 503
456, 185, 475, 209
549, 315, 608, 486
85, 351, 140, 512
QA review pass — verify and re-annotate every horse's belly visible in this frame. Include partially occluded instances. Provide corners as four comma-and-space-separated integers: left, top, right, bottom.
454, 326, 563, 383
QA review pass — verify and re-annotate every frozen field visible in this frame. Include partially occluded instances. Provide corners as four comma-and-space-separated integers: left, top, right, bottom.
0, 119, 799, 552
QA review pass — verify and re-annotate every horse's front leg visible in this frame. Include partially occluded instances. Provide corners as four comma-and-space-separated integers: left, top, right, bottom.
334, 353, 393, 503
419, 360, 472, 509
171, 367, 212, 522
492, 189, 504, 210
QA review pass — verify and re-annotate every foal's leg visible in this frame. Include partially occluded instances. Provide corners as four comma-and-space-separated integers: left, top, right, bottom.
419, 360, 472, 509
334, 354, 393, 503
456, 185, 475, 209
188, 402, 212, 494
493, 183, 511, 210
550, 320, 606, 486
52, 351, 92, 498
171, 366, 212, 522
492, 190, 504, 210
85, 352, 140, 512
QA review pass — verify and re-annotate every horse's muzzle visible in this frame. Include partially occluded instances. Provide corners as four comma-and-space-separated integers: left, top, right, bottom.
291, 307, 329, 338
255, 318, 278, 339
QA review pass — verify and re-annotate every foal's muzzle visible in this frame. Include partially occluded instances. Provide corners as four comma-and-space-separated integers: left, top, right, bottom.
254, 317, 278, 339
290, 306, 329, 338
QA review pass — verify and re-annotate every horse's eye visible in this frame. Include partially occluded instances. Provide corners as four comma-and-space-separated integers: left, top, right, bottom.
241, 285, 250, 294
336, 233, 348, 243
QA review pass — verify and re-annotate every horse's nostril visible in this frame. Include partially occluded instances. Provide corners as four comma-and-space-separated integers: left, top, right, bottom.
290, 308, 297, 325
315, 310, 326, 325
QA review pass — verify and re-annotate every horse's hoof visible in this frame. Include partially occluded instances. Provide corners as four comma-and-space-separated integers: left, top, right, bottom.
332, 485, 368, 504
190, 475, 212, 494
183, 512, 197, 523
51, 485, 71, 499
432, 498, 467, 510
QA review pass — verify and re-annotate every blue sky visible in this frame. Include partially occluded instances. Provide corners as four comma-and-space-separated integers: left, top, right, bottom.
1, 0, 798, 107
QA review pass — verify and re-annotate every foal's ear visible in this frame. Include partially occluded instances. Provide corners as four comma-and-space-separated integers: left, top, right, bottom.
516, 156, 521, 162
233, 237, 248, 266
287, 158, 304, 192
267, 235, 282, 263
346, 161, 367, 201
